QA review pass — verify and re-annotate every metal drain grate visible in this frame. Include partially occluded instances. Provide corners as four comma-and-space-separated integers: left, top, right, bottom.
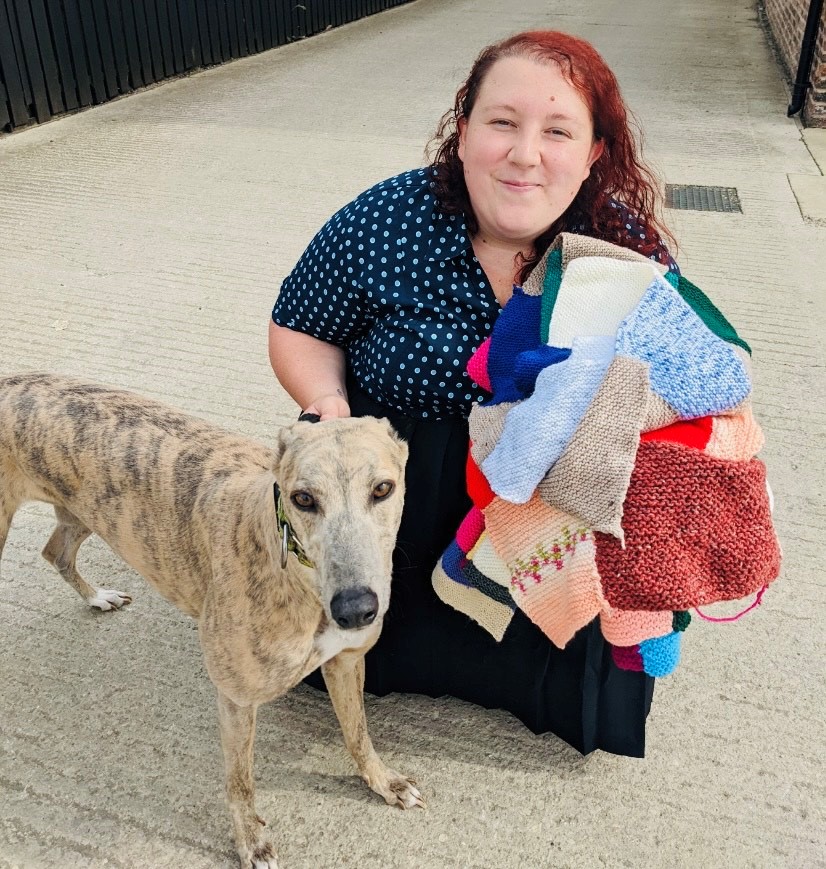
665, 184, 742, 213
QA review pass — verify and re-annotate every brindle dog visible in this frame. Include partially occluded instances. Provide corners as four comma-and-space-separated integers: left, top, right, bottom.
0, 372, 422, 868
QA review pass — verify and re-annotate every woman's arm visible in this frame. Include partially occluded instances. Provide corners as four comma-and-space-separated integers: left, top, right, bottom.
268, 320, 351, 419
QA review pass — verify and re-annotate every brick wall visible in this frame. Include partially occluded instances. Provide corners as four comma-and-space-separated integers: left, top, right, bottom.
763, 0, 825, 126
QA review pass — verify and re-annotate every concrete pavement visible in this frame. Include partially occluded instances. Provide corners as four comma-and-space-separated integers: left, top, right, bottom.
1, 0, 824, 866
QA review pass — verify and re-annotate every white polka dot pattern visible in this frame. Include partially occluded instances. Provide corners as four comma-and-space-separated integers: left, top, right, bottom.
273, 169, 498, 419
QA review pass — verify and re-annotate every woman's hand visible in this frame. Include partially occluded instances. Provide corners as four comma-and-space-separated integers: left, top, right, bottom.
268, 320, 350, 419
303, 392, 351, 420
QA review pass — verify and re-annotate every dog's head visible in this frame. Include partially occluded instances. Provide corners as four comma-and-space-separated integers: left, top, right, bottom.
272, 416, 408, 632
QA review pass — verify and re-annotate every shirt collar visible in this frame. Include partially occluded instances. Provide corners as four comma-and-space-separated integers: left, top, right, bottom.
424, 208, 472, 262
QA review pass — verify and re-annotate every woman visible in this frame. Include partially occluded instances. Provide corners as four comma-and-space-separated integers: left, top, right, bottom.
269, 30, 677, 757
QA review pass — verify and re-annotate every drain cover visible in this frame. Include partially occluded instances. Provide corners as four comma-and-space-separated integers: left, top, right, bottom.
665, 185, 742, 213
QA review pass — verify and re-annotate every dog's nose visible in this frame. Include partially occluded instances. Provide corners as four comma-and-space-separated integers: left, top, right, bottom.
330, 587, 379, 630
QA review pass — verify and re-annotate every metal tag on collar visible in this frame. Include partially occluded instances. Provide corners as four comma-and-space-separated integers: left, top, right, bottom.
274, 482, 314, 569
280, 519, 291, 569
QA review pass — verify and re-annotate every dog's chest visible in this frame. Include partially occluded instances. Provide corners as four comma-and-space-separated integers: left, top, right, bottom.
313, 625, 372, 666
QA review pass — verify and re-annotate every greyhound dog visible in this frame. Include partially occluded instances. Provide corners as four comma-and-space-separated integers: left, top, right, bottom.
0, 372, 422, 867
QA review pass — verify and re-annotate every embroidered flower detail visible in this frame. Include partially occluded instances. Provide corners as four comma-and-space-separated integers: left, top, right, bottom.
509, 526, 591, 591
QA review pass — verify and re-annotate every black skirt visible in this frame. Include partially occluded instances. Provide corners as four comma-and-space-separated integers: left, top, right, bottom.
307, 379, 655, 758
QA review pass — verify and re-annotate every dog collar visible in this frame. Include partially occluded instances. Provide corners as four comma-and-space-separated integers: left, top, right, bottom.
273, 483, 314, 570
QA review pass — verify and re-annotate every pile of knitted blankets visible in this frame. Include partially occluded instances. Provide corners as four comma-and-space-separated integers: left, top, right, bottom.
432, 233, 782, 677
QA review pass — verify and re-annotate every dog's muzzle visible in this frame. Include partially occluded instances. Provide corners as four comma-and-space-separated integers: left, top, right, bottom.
330, 587, 379, 630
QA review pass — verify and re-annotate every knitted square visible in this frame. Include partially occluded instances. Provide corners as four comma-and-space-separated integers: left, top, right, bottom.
642, 391, 682, 432
616, 277, 752, 418
485, 288, 543, 404
466, 449, 495, 510
547, 256, 660, 349
455, 506, 485, 554
432, 560, 513, 641
664, 271, 752, 355
640, 416, 713, 450
705, 405, 765, 460
612, 644, 644, 671
594, 440, 781, 610
466, 337, 492, 392
468, 533, 512, 588
484, 495, 603, 648
599, 608, 673, 647
513, 344, 572, 397
461, 560, 517, 609
537, 354, 650, 539
469, 401, 517, 466
638, 632, 682, 677
558, 232, 668, 275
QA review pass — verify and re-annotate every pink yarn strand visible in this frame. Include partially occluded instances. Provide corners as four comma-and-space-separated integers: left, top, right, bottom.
693, 585, 768, 623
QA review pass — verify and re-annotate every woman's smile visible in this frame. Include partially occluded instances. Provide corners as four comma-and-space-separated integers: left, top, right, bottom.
499, 179, 541, 191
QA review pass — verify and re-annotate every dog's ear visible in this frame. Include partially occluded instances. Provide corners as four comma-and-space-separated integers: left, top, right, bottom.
377, 417, 409, 466
271, 426, 295, 470
271, 417, 319, 471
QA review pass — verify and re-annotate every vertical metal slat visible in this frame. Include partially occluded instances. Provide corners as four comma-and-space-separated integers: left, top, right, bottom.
42, 0, 80, 110
10, 0, 52, 120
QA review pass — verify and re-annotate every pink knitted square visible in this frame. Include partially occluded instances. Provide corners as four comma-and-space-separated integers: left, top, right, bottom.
455, 506, 485, 553
466, 337, 492, 393
599, 608, 673, 646
484, 495, 603, 648
705, 405, 765, 460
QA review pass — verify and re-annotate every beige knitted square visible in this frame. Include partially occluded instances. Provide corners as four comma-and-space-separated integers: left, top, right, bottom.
642, 390, 681, 432
537, 355, 650, 540
468, 401, 517, 466
468, 533, 512, 588
432, 562, 513, 641
559, 233, 668, 274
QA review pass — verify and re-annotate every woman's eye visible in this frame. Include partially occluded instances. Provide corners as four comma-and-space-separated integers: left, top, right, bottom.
492, 119, 513, 127
548, 128, 570, 137
291, 491, 316, 511
372, 481, 395, 501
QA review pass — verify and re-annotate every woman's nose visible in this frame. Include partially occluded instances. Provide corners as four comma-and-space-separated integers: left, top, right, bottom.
508, 130, 542, 167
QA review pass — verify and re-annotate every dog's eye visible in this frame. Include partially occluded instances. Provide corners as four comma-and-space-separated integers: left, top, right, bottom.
372, 481, 395, 501
291, 491, 316, 511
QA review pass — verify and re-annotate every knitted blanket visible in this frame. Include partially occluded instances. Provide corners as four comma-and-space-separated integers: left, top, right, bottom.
432, 233, 782, 677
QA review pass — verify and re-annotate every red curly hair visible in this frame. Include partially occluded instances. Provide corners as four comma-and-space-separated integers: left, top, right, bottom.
427, 30, 675, 282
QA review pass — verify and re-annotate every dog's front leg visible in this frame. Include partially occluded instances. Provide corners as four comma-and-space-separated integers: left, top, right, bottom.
322, 653, 425, 809
215, 691, 278, 869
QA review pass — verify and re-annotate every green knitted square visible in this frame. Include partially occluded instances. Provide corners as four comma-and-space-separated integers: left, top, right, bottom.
539, 248, 564, 344
672, 611, 691, 632
675, 275, 752, 356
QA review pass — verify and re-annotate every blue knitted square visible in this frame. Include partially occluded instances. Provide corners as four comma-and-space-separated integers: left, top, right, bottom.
616, 278, 751, 417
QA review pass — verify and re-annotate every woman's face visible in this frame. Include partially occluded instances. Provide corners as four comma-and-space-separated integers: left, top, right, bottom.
458, 55, 604, 251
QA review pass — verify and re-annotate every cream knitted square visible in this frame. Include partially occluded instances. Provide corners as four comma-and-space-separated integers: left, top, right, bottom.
547, 257, 662, 349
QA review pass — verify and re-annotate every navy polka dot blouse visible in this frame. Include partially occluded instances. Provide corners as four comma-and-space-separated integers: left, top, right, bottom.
272, 168, 677, 420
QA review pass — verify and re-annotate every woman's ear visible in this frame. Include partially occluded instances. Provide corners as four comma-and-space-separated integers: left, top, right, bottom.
587, 137, 605, 169
457, 116, 468, 162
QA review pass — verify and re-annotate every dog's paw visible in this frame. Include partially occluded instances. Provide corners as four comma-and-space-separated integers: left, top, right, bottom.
237, 834, 279, 869
368, 770, 426, 810
87, 588, 133, 611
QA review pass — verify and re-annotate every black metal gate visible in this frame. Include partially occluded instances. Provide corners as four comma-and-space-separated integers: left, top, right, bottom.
0, 0, 412, 133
